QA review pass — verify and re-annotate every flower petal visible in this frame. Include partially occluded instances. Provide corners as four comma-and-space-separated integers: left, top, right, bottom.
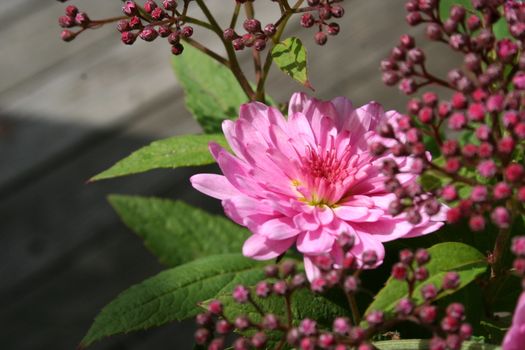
296, 229, 335, 254
257, 217, 301, 240
242, 234, 295, 260
190, 174, 240, 200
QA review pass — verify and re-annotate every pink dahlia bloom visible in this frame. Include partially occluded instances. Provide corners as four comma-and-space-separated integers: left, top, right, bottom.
191, 93, 445, 280
503, 292, 525, 350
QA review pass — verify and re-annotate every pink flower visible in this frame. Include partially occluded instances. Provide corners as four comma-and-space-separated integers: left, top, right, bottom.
191, 93, 445, 280
503, 292, 525, 350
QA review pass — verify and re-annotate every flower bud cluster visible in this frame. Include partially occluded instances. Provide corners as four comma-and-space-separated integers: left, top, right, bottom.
59, 0, 190, 55
223, 18, 275, 52
58, 0, 347, 55
512, 236, 525, 283
377, 0, 525, 232
378, 248, 471, 350
195, 242, 471, 349
299, 0, 345, 46
120, 0, 190, 55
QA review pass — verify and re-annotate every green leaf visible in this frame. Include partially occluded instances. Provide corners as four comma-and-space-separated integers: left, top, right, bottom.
108, 195, 249, 267
80, 254, 266, 349
493, 18, 512, 40
419, 173, 444, 192
365, 242, 488, 317
374, 339, 500, 350
271, 37, 313, 89
172, 44, 249, 133
90, 134, 228, 181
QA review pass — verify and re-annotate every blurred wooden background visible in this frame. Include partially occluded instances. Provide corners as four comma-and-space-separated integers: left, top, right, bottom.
0, 1, 456, 349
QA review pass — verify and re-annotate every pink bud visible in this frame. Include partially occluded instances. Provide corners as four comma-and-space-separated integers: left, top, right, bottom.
486, 93, 505, 112
467, 103, 485, 121
299, 319, 317, 336
506, 163, 524, 182
478, 142, 493, 158
491, 206, 511, 228
451, 92, 467, 109
475, 124, 491, 140
493, 182, 512, 200
498, 136, 515, 154
441, 316, 460, 332
469, 215, 485, 232
232, 285, 250, 303
512, 236, 525, 256
497, 38, 518, 62
448, 112, 467, 130
333, 317, 350, 334
514, 71, 525, 90
392, 263, 408, 280
442, 271, 460, 290
446, 207, 462, 223
441, 185, 458, 201
471, 186, 487, 202
395, 298, 414, 316
477, 160, 497, 178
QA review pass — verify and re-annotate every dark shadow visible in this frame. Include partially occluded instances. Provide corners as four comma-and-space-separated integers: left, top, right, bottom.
0, 113, 222, 350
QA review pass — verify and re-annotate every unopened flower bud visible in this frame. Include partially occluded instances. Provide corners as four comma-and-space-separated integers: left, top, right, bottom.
251, 332, 267, 349
121, 31, 136, 45
419, 305, 438, 323
301, 13, 315, 28
443, 271, 460, 290
194, 328, 211, 345
415, 266, 429, 281
469, 215, 485, 232
415, 248, 430, 265
392, 263, 408, 280
491, 206, 511, 228
61, 29, 76, 42
314, 32, 327, 46
263, 23, 276, 36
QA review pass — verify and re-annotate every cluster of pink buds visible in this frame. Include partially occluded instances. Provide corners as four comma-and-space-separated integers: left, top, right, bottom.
223, 19, 276, 52
376, 0, 525, 233
119, 0, 189, 55
298, 0, 345, 45
377, 248, 471, 350
194, 236, 472, 349
58, 0, 189, 55
58, 4, 93, 42
512, 236, 525, 283
58, 0, 348, 55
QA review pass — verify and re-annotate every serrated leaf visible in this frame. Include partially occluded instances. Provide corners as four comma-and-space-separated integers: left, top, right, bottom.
80, 254, 266, 348
271, 37, 313, 89
109, 195, 249, 267
373, 339, 500, 350
90, 134, 227, 181
365, 242, 487, 317
172, 44, 249, 133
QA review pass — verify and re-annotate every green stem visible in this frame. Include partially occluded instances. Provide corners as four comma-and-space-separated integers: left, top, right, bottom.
182, 37, 229, 67
195, 0, 255, 100
229, 2, 241, 29
255, 0, 305, 101
244, 2, 263, 101
346, 292, 361, 325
